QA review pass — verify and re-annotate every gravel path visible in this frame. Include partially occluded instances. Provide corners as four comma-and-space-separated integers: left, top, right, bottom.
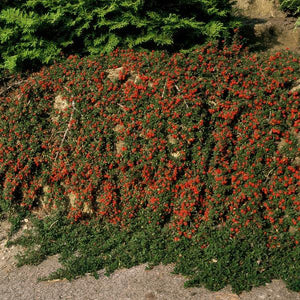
1, 220, 300, 300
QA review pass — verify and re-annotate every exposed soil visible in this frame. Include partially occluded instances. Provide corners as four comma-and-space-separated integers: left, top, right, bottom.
234, 0, 300, 53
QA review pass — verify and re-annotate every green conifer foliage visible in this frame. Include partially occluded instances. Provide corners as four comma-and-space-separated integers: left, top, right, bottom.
279, 0, 300, 27
0, 0, 239, 72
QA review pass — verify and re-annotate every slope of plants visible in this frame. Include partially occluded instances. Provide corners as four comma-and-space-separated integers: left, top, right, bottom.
1, 41, 299, 294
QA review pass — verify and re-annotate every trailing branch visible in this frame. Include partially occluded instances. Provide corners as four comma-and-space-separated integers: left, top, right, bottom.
0, 80, 27, 97
162, 78, 167, 98
54, 100, 76, 161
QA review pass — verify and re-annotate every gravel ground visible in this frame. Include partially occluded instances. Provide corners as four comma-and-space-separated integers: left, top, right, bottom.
1, 220, 300, 300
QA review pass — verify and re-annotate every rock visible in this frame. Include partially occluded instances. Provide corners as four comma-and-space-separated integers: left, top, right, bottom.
69, 191, 76, 208
126, 72, 142, 85
290, 79, 300, 93
168, 135, 177, 145
113, 124, 125, 133
277, 137, 287, 151
53, 94, 68, 112
276, 128, 299, 166
289, 226, 297, 234
106, 67, 141, 84
106, 67, 124, 83
275, 26, 300, 52
234, 0, 285, 18
52, 94, 69, 122
116, 140, 126, 155
234, 0, 252, 11
171, 151, 181, 159
234, 0, 300, 53
113, 124, 126, 154
254, 22, 276, 38
41, 185, 51, 209
69, 191, 93, 215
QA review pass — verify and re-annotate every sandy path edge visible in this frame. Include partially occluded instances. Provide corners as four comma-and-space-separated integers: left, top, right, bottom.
1, 220, 300, 300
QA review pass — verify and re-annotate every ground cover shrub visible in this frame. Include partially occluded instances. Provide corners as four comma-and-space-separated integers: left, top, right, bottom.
0, 0, 240, 72
1, 42, 300, 293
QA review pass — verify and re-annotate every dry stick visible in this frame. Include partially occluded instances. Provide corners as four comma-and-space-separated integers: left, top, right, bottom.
0, 74, 15, 81
0, 80, 27, 97
264, 168, 275, 183
45, 278, 67, 283
267, 110, 272, 122
175, 84, 189, 108
174, 84, 180, 92
64, 86, 83, 119
162, 78, 167, 98
187, 98, 193, 108
117, 103, 127, 112
49, 219, 58, 229
49, 130, 65, 142
54, 100, 76, 161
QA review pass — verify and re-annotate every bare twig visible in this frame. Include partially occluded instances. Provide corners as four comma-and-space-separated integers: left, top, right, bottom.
45, 278, 67, 283
49, 130, 65, 142
64, 86, 72, 93
54, 100, 76, 161
264, 168, 275, 183
117, 103, 127, 112
267, 110, 272, 122
0, 74, 15, 81
175, 84, 188, 108
49, 220, 58, 229
161, 78, 167, 98
0, 80, 28, 97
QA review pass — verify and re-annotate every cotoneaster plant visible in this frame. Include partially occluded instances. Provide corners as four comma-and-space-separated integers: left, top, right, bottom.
1, 42, 300, 294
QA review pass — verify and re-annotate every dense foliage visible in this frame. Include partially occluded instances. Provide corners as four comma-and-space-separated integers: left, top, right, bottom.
280, 0, 300, 15
279, 0, 300, 26
1, 43, 299, 293
0, 0, 239, 72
